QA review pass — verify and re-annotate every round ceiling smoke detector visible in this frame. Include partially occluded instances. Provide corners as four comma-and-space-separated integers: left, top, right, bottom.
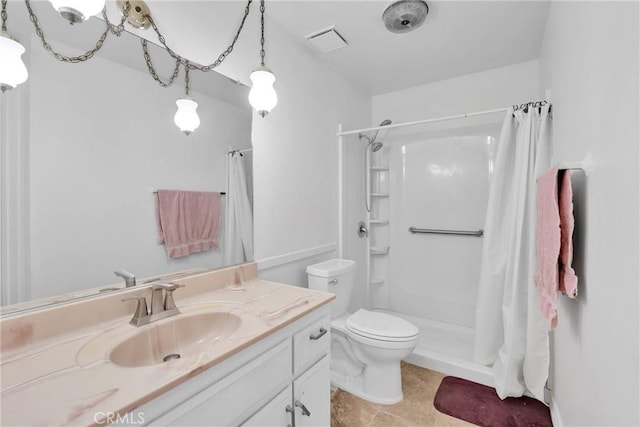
383, 0, 429, 34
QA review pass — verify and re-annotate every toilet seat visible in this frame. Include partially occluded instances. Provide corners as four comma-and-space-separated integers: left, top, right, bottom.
346, 309, 419, 342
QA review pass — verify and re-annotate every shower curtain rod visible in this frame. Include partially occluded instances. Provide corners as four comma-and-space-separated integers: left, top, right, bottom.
228, 148, 253, 154
337, 107, 510, 137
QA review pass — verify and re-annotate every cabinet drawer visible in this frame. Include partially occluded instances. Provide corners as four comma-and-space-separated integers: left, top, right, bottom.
293, 315, 330, 375
150, 339, 292, 426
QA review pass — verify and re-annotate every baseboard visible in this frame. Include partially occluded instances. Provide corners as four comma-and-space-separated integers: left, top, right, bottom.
549, 395, 564, 427
256, 243, 337, 271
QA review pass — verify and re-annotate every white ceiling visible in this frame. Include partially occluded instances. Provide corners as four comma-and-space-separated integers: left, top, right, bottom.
267, 1, 550, 95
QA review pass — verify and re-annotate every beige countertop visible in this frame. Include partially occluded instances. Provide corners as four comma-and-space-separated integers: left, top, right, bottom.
0, 265, 334, 426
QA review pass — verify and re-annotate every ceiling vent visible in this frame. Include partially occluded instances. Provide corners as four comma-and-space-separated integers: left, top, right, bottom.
305, 27, 348, 53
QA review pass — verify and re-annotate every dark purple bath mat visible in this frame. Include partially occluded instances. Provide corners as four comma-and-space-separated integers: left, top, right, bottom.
433, 376, 553, 427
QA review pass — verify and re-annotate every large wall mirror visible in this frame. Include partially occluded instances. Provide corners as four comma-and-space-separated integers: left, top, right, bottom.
0, 2, 254, 314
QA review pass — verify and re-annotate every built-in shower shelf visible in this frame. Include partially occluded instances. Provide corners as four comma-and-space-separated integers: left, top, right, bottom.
370, 219, 389, 225
371, 193, 389, 198
370, 167, 389, 172
370, 246, 390, 255
370, 279, 385, 286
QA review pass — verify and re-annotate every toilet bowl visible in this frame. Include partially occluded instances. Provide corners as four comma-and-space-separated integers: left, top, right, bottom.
307, 259, 419, 404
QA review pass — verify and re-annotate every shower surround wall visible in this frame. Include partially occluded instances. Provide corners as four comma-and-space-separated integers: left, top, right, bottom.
345, 60, 542, 383
385, 134, 494, 328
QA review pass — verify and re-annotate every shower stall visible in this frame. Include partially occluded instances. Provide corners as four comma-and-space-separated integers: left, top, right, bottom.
339, 119, 502, 386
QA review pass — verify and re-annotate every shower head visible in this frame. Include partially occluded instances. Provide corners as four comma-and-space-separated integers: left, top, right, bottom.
370, 141, 384, 152
371, 119, 392, 142
359, 119, 392, 148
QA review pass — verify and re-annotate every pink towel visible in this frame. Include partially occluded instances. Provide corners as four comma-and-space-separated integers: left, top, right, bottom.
155, 189, 221, 258
534, 167, 561, 329
558, 171, 578, 298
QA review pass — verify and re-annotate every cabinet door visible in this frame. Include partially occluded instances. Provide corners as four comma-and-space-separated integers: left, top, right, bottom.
293, 356, 330, 427
242, 386, 293, 427
149, 340, 292, 426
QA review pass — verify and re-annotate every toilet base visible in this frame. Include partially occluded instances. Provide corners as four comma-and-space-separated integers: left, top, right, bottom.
331, 360, 404, 405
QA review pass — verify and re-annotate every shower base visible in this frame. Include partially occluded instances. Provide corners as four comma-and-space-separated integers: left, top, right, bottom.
373, 308, 494, 387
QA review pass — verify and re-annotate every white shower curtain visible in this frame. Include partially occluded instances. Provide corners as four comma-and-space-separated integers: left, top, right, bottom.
225, 152, 254, 265
474, 105, 552, 401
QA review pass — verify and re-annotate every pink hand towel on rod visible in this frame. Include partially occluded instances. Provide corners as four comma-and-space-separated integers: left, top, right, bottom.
534, 167, 561, 329
558, 170, 578, 298
155, 189, 221, 258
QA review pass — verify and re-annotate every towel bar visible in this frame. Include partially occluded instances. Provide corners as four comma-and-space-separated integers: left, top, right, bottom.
151, 189, 226, 195
408, 226, 484, 237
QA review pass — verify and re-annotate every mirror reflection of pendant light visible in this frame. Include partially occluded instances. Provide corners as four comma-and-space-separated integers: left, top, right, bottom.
0, 1, 28, 92
48, 0, 105, 23
248, 0, 277, 118
6, 0, 276, 128
174, 67, 200, 136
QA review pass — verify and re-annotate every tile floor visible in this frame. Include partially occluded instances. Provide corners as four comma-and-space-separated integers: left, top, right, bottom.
331, 362, 475, 427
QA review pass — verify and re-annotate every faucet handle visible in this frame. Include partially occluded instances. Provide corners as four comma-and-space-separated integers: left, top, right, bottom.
151, 282, 184, 292
122, 296, 148, 325
162, 284, 185, 311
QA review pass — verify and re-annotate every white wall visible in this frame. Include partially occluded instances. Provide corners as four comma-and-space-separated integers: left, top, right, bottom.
251, 17, 371, 288
372, 60, 540, 129
539, 2, 639, 426
26, 37, 251, 300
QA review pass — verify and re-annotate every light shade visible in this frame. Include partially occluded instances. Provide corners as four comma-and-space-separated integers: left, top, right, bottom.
49, 0, 105, 22
174, 98, 200, 136
248, 66, 278, 118
0, 32, 28, 92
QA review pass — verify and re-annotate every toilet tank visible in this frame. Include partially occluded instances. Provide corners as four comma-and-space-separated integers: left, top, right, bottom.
307, 259, 356, 318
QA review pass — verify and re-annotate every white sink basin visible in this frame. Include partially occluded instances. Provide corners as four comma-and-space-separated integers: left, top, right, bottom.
109, 311, 242, 367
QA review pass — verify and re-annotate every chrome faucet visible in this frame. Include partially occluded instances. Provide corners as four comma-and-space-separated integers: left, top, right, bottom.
122, 283, 185, 327
114, 269, 136, 287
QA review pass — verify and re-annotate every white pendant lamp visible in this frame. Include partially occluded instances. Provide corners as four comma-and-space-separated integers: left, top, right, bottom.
0, 0, 28, 92
174, 67, 200, 136
48, 0, 105, 23
0, 32, 28, 92
248, 0, 277, 118
249, 66, 277, 118
174, 98, 200, 136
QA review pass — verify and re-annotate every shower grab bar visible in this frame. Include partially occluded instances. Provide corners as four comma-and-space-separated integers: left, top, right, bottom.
408, 226, 484, 237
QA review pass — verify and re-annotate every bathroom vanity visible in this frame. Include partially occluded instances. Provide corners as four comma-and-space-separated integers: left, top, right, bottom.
0, 263, 334, 426
133, 306, 331, 426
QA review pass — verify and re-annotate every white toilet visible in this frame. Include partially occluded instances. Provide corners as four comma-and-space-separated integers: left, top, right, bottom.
307, 258, 418, 404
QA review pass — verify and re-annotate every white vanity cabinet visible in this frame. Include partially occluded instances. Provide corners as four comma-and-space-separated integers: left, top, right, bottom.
129, 305, 331, 427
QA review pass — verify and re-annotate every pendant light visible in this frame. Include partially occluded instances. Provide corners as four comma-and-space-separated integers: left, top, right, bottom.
48, 0, 105, 23
248, 0, 277, 118
0, 0, 28, 92
174, 67, 200, 136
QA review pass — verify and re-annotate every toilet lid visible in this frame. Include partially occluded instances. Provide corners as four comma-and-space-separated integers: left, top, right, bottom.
346, 309, 419, 341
